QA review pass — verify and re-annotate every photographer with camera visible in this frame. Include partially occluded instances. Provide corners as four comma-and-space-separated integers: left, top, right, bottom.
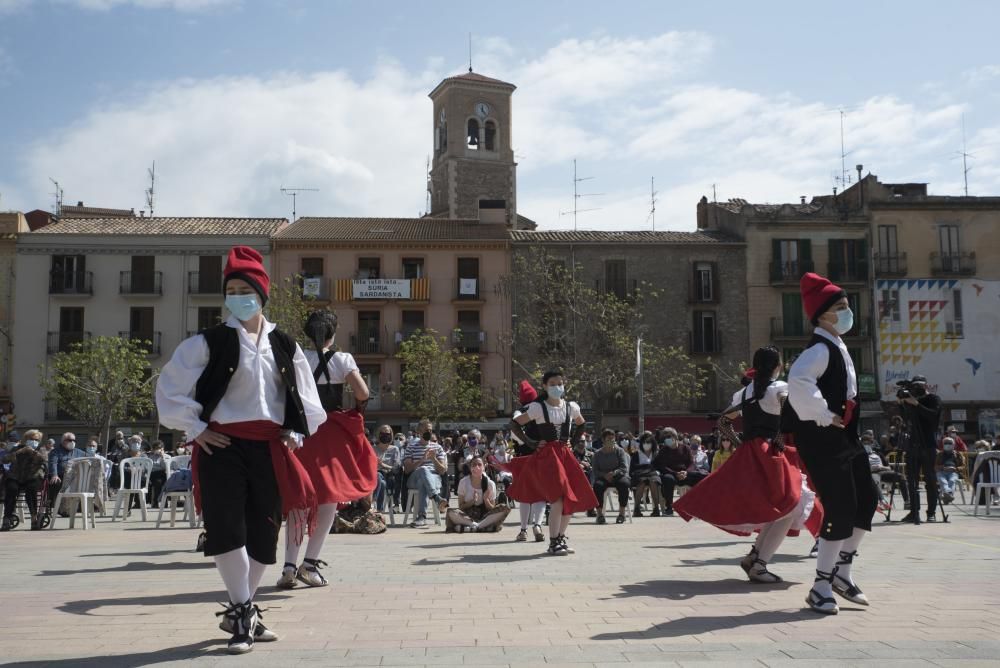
895, 374, 942, 524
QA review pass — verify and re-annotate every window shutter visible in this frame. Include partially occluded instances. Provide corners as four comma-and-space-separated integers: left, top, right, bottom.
711, 262, 719, 302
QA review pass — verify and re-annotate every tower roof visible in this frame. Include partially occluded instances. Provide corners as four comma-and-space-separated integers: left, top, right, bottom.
429, 71, 516, 98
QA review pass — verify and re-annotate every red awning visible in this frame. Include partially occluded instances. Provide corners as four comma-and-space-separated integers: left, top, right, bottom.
629, 415, 742, 435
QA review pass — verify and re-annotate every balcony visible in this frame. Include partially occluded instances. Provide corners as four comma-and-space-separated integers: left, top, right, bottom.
827, 262, 869, 284
874, 252, 907, 277
769, 260, 814, 285
297, 276, 330, 301
930, 252, 976, 277
49, 271, 93, 296
350, 334, 384, 356
118, 331, 162, 356
455, 277, 481, 301
394, 329, 422, 352
47, 331, 92, 354
770, 318, 810, 339
689, 330, 722, 355
453, 329, 486, 354
687, 279, 718, 304
187, 271, 223, 296
120, 271, 163, 296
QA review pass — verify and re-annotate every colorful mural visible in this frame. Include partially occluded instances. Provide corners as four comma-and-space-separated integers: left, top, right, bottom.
876, 279, 1000, 402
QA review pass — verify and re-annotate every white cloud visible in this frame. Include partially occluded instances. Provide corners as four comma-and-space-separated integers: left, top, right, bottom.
59, 0, 235, 9
962, 64, 1000, 85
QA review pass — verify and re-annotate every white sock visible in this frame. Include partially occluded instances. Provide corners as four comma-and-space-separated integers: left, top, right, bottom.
549, 500, 563, 539
814, 538, 843, 596
559, 512, 571, 536
248, 558, 267, 599
836, 528, 866, 585
214, 547, 251, 604
754, 512, 796, 562
519, 502, 531, 530
304, 504, 338, 561
530, 502, 545, 525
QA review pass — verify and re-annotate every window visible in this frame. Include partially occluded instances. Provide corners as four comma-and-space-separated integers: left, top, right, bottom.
780, 293, 805, 336
693, 365, 717, 412
357, 257, 380, 279
879, 289, 900, 322
197, 306, 222, 331
400, 310, 424, 336
947, 288, 964, 338
457, 257, 480, 299
848, 347, 864, 373
771, 239, 812, 281
878, 225, 898, 256
692, 311, 718, 353
357, 311, 381, 354
130, 307, 154, 339
466, 118, 480, 149
604, 259, 627, 300
402, 257, 424, 279
57, 307, 85, 352
846, 292, 861, 336
51, 254, 87, 292
484, 120, 496, 151
198, 255, 222, 293
300, 257, 324, 277
359, 364, 381, 409
456, 310, 482, 353
939, 224, 961, 256
828, 239, 867, 282
693, 261, 716, 302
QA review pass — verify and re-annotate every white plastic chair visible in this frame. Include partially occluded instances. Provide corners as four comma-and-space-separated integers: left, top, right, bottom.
602, 486, 634, 523
401, 489, 442, 526
50, 457, 99, 530
112, 456, 153, 521
156, 455, 196, 528
973, 456, 1000, 516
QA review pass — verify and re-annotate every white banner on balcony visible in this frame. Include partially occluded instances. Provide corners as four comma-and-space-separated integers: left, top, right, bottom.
353, 279, 410, 299
459, 278, 478, 295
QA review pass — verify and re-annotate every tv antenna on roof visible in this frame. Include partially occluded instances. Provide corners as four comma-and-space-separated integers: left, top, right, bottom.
468, 32, 473, 72
280, 186, 319, 222
49, 177, 63, 216
558, 159, 602, 231
955, 113, 975, 196
646, 176, 658, 231
145, 161, 156, 217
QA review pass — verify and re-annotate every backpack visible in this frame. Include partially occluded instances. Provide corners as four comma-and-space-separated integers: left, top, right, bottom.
163, 468, 193, 493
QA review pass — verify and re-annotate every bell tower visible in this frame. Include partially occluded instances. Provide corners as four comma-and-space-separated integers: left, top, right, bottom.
428, 71, 523, 227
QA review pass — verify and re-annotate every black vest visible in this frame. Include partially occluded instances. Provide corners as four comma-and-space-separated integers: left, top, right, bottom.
194, 324, 311, 437
740, 385, 782, 440
312, 350, 344, 412
783, 333, 859, 442
536, 399, 572, 443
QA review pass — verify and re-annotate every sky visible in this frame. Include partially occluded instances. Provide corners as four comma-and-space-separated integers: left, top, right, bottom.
1, 0, 999, 231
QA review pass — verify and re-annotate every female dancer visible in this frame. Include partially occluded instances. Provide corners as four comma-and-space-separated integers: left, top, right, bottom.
157, 246, 326, 654
674, 346, 819, 583
277, 310, 375, 589
506, 371, 597, 555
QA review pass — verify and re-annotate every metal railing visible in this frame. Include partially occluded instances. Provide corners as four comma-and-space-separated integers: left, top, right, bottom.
187, 271, 223, 295
453, 329, 486, 354
350, 334, 383, 355
770, 318, 809, 339
49, 271, 93, 295
119, 271, 163, 295
769, 260, 814, 284
874, 252, 907, 276
689, 330, 722, 354
47, 331, 92, 354
118, 331, 162, 356
930, 252, 976, 276
827, 262, 869, 283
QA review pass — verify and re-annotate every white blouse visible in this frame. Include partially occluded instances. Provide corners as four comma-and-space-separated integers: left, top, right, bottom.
525, 399, 582, 426
156, 316, 327, 440
787, 327, 858, 427
731, 380, 788, 417
303, 349, 359, 385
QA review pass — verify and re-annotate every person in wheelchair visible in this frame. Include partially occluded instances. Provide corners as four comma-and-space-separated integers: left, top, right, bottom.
2, 429, 48, 531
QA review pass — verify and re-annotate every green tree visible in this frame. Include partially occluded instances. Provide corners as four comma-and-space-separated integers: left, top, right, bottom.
511, 247, 706, 430
39, 336, 158, 456
264, 274, 320, 346
395, 329, 493, 423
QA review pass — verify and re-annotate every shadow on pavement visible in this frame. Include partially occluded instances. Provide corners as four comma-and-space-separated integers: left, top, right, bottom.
39, 561, 215, 576
604, 578, 796, 601
58, 590, 291, 616
80, 549, 196, 558
3, 639, 224, 667
645, 540, 746, 550
591, 609, 828, 641
412, 553, 543, 566
673, 553, 811, 568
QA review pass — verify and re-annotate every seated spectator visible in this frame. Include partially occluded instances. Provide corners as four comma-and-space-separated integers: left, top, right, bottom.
120, 436, 150, 510
146, 441, 169, 507
863, 430, 896, 513
935, 437, 965, 505
445, 457, 511, 533
629, 431, 662, 517
592, 429, 631, 525
373, 424, 400, 512
711, 436, 735, 471
403, 419, 449, 527
938, 425, 968, 452
652, 427, 703, 516
688, 435, 710, 475
1, 430, 47, 531
47, 432, 86, 506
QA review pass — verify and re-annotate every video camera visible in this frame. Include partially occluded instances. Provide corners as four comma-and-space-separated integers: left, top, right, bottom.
895, 376, 928, 401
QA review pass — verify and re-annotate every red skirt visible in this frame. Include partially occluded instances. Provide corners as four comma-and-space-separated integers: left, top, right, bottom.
674, 437, 821, 538
503, 440, 598, 515
295, 410, 378, 505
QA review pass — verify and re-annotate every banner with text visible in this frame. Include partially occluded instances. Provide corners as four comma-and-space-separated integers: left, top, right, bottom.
353, 279, 411, 300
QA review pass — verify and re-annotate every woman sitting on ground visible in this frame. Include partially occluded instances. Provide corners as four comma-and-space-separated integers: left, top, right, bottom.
445, 457, 511, 533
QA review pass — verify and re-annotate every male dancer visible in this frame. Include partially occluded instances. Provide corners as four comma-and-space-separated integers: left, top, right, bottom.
785, 273, 877, 615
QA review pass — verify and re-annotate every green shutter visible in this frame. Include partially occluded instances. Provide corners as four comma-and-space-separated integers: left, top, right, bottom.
800, 239, 813, 274
771, 239, 782, 282
782, 293, 804, 336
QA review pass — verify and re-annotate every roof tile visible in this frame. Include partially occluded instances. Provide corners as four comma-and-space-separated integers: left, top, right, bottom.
32, 217, 287, 236
509, 230, 741, 244
275, 217, 511, 242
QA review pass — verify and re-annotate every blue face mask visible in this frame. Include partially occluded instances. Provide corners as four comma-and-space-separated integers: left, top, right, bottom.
86, 447, 97, 455
664, 438, 675, 447
225, 294, 261, 321
26, 440, 39, 449
548, 385, 565, 399
833, 308, 854, 335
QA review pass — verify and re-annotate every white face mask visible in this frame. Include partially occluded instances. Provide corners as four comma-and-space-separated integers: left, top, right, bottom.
642, 442, 652, 452
547, 384, 565, 399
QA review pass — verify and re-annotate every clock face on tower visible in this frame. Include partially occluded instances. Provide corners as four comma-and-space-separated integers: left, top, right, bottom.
475, 102, 491, 118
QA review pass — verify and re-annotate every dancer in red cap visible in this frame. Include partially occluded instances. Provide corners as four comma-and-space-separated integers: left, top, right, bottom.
785, 272, 877, 615
157, 246, 327, 653
508, 380, 547, 543
674, 347, 821, 583
504, 370, 597, 555
276, 309, 376, 590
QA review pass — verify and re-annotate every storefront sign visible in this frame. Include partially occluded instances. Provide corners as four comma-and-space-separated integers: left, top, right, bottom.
858, 373, 877, 396
950, 409, 967, 422
352, 279, 410, 300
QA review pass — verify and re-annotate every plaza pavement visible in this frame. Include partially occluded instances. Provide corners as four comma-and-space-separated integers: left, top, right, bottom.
0, 502, 998, 667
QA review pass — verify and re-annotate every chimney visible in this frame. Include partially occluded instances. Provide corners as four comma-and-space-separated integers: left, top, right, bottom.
856, 164, 863, 183
697, 196, 709, 229
77, 201, 84, 207
139, 211, 145, 218
800, 196, 806, 204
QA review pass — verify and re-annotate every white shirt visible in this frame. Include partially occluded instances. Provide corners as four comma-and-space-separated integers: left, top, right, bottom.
731, 380, 789, 417
303, 349, 358, 385
457, 475, 497, 504
525, 399, 582, 426
156, 316, 327, 440
787, 328, 858, 427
